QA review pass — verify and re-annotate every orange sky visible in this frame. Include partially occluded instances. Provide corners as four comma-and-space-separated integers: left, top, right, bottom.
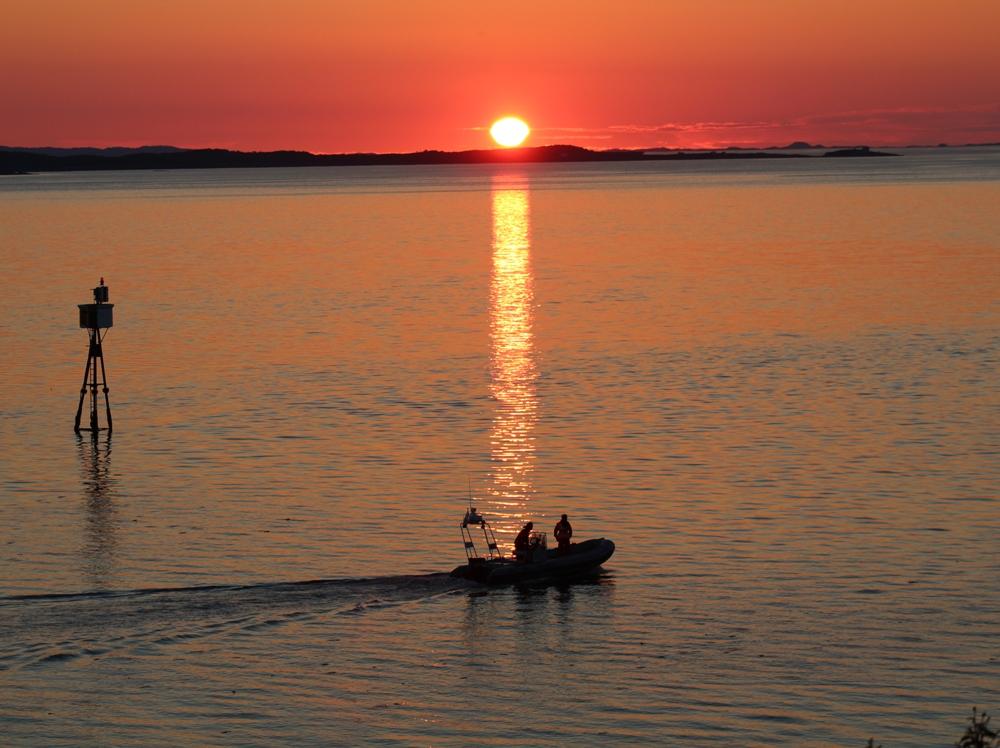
2, 0, 998, 152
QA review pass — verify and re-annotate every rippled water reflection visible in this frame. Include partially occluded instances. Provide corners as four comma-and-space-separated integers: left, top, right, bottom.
77, 435, 119, 589
0, 152, 998, 746
487, 179, 538, 541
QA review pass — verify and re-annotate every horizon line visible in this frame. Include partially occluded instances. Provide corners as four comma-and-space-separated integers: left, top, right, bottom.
4, 140, 1000, 156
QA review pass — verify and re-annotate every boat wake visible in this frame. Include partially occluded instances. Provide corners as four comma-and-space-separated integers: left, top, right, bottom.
0, 573, 475, 671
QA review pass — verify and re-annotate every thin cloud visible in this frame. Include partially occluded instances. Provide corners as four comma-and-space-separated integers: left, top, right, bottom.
463, 104, 999, 148
574, 104, 1000, 147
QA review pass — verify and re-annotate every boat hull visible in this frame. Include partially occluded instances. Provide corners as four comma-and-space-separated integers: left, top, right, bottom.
451, 538, 615, 585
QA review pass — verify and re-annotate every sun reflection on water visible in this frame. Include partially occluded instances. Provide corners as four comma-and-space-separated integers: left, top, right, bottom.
485, 179, 537, 543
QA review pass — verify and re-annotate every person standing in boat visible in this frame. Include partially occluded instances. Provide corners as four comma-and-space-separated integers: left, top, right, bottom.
514, 521, 533, 562
554, 514, 573, 554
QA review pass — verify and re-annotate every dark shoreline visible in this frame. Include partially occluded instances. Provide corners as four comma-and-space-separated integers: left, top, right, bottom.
0, 144, 899, 175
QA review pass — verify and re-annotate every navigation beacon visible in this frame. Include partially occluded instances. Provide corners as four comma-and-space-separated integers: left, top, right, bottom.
74, 278, 114, 435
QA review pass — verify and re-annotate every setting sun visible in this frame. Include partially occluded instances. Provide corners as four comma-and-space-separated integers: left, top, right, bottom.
490, 116, 530, 147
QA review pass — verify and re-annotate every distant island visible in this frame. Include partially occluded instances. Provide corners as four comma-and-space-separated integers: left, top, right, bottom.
0, 143, 902, 175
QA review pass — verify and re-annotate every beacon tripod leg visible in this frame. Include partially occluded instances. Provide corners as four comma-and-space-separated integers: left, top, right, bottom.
99, 349, 112, 434
74, 352, 93, 434
89, 336, 99, 433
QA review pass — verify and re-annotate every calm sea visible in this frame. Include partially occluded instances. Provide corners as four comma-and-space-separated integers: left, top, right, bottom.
1, 149, 998, 746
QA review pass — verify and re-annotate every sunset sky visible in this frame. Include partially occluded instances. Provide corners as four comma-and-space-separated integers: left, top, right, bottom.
3, 0, 998, 152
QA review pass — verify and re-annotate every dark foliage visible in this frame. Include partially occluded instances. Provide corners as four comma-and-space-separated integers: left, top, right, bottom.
956, 709, 998, 748
864, 708, 997, 747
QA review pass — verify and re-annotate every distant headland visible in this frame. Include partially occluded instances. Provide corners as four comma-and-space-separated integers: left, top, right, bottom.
0, 143, 903, 175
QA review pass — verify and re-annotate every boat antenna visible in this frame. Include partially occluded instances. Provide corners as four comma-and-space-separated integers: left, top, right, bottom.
467, 476, 473, 509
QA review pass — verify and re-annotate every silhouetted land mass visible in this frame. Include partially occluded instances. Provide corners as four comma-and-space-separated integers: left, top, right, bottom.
823, 146, 899, 157
0, 143, 903, 174
0, 145, 184, 157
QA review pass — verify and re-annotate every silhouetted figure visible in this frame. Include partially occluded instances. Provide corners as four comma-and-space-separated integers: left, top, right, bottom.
514, 521, 533, 562
554, 514, 573, 554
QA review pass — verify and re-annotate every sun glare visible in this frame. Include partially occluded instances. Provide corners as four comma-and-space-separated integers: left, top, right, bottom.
490, 117, 530, 147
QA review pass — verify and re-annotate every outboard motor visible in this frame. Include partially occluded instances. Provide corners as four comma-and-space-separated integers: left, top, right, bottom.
463, 506, 485, 528
460, 507, 503, 561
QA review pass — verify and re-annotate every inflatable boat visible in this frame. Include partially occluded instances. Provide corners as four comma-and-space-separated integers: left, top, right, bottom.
449, 507, 615, 585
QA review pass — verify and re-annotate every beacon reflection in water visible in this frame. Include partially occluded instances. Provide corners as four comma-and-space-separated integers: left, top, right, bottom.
486, 176, 538, 541
77, 434, 119, 589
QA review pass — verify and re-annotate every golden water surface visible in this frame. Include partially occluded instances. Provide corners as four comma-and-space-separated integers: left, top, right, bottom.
0, 154, 998, 746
